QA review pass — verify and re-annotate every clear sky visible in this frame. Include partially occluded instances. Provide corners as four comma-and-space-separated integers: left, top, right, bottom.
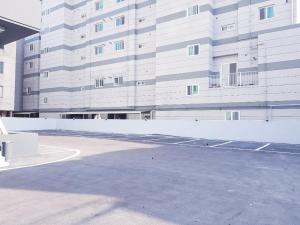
0, 0, 41, 29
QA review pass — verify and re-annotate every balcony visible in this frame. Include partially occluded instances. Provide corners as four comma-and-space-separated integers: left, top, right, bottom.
209, 71, 258, 88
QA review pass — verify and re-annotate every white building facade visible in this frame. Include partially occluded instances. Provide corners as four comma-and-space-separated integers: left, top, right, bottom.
24, 0, 300, 120
0, 0, 41, 117
0, 43, 16, 117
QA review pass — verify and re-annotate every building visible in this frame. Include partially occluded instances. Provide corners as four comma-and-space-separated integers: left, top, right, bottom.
22, 34, 41, 117
24, 0, 300, 120
0, 0, 41, 117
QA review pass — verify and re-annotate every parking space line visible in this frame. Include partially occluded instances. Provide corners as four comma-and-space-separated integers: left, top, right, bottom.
173, 139, 199, 144
0, 145, 81, 172
255, 143, 271, 151
210, 141, 233, 148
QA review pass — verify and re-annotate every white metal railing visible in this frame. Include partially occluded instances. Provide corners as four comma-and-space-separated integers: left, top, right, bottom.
209, 71, 258, 88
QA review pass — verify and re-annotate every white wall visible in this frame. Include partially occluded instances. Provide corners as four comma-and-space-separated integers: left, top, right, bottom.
2, 118, 300, 144
1, 118, 57, 131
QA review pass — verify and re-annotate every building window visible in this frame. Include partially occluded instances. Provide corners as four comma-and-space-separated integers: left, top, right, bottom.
221, 23, 236, 32
259, 6, 274, 20
43, 71, 49, 78
0, 62, 3, 74
95, 78, 104, 88
187, 5, 199, 16
29, 44, 34, 51
225, 112, 240, 120
95, 45, 104, 55
187, 44, 200, 56
44, 48, 49, 53
95, 0, 103, 10
95, 22, 103, 32
116, 0, 124, 3
116, 16, 125, 26
186, 85, 199, 96
136, 81, 145, 86
45, 9, 51, 15
115, 40, 125, 51
114, 76, 124, 86
29, 62, 34, 69
43, 97, 48, 103
221, 63, 238, 86
26, 87, 32, 95
0, 86, 3, 98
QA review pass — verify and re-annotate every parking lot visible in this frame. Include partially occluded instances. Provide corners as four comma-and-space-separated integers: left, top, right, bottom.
36, 130, 300, 155
0, 130, 300, 225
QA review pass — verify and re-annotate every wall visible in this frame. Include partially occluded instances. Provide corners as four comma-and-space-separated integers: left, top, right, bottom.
1, 118, 300, 144
14, 40, 24, 112
1, 118, 57, 131
0, 42, 16, 113
0, 132, 38, 161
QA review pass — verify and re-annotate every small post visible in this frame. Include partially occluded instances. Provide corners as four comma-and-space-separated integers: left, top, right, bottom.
3, 141, 13, 162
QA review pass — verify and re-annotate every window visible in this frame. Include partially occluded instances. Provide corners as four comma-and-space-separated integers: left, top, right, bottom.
115, 40, 125, 51
0, 62, 3, 74
43, 97, 48, 103
114, 77, 123, 86
138, 17, 145, 23
0, 86, 3, 98
259, 6, 274, 20
187, 5, 199, 16
221, 63, 237, 86
225, 112, 240, 120
116, 16, 125, 26
95, 22, 103, 32
138, 43, 145, 49
45, 9, 51, 15
26, 87, 32, 95
29, 62, 34, 69
29, 44, 34, 51
221, 23, 236, 32
116, 0, 124, 3
95, 78, 104, 88
136, 81, 145, 86
43, 71, 49, 78
187, 44, 200, 56
95, 0, 103, 10
186, 85, 199, 96
95, 45, 104, 55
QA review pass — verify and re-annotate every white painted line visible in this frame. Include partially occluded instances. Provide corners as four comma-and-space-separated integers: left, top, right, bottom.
0, 145, 81, 172
173, 139, 199, 145
210, 141, 233, 148
255, 143, 271, 151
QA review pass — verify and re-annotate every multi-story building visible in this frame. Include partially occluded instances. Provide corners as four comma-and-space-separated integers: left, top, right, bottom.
0, 0, 41, 117
22, 34, 41, 117
25, 0, 300, 120
0, 43, 16, 117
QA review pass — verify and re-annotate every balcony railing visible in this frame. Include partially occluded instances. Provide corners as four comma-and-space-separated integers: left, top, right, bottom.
209, 71, 258, 88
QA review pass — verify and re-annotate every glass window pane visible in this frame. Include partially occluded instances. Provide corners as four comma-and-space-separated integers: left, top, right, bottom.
232, 112, 240, 120
226, 112, 232, 120
192, 85, 198, 95
187, 86, 192, 95
230, 63, 237, 73
188, 46, 193, 55
267, 6, 274, 18
260, 8, 265, 20
194, 45, 199, 55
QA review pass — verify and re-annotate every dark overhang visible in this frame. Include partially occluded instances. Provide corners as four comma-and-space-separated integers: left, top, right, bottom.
0, 16, 39, 45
